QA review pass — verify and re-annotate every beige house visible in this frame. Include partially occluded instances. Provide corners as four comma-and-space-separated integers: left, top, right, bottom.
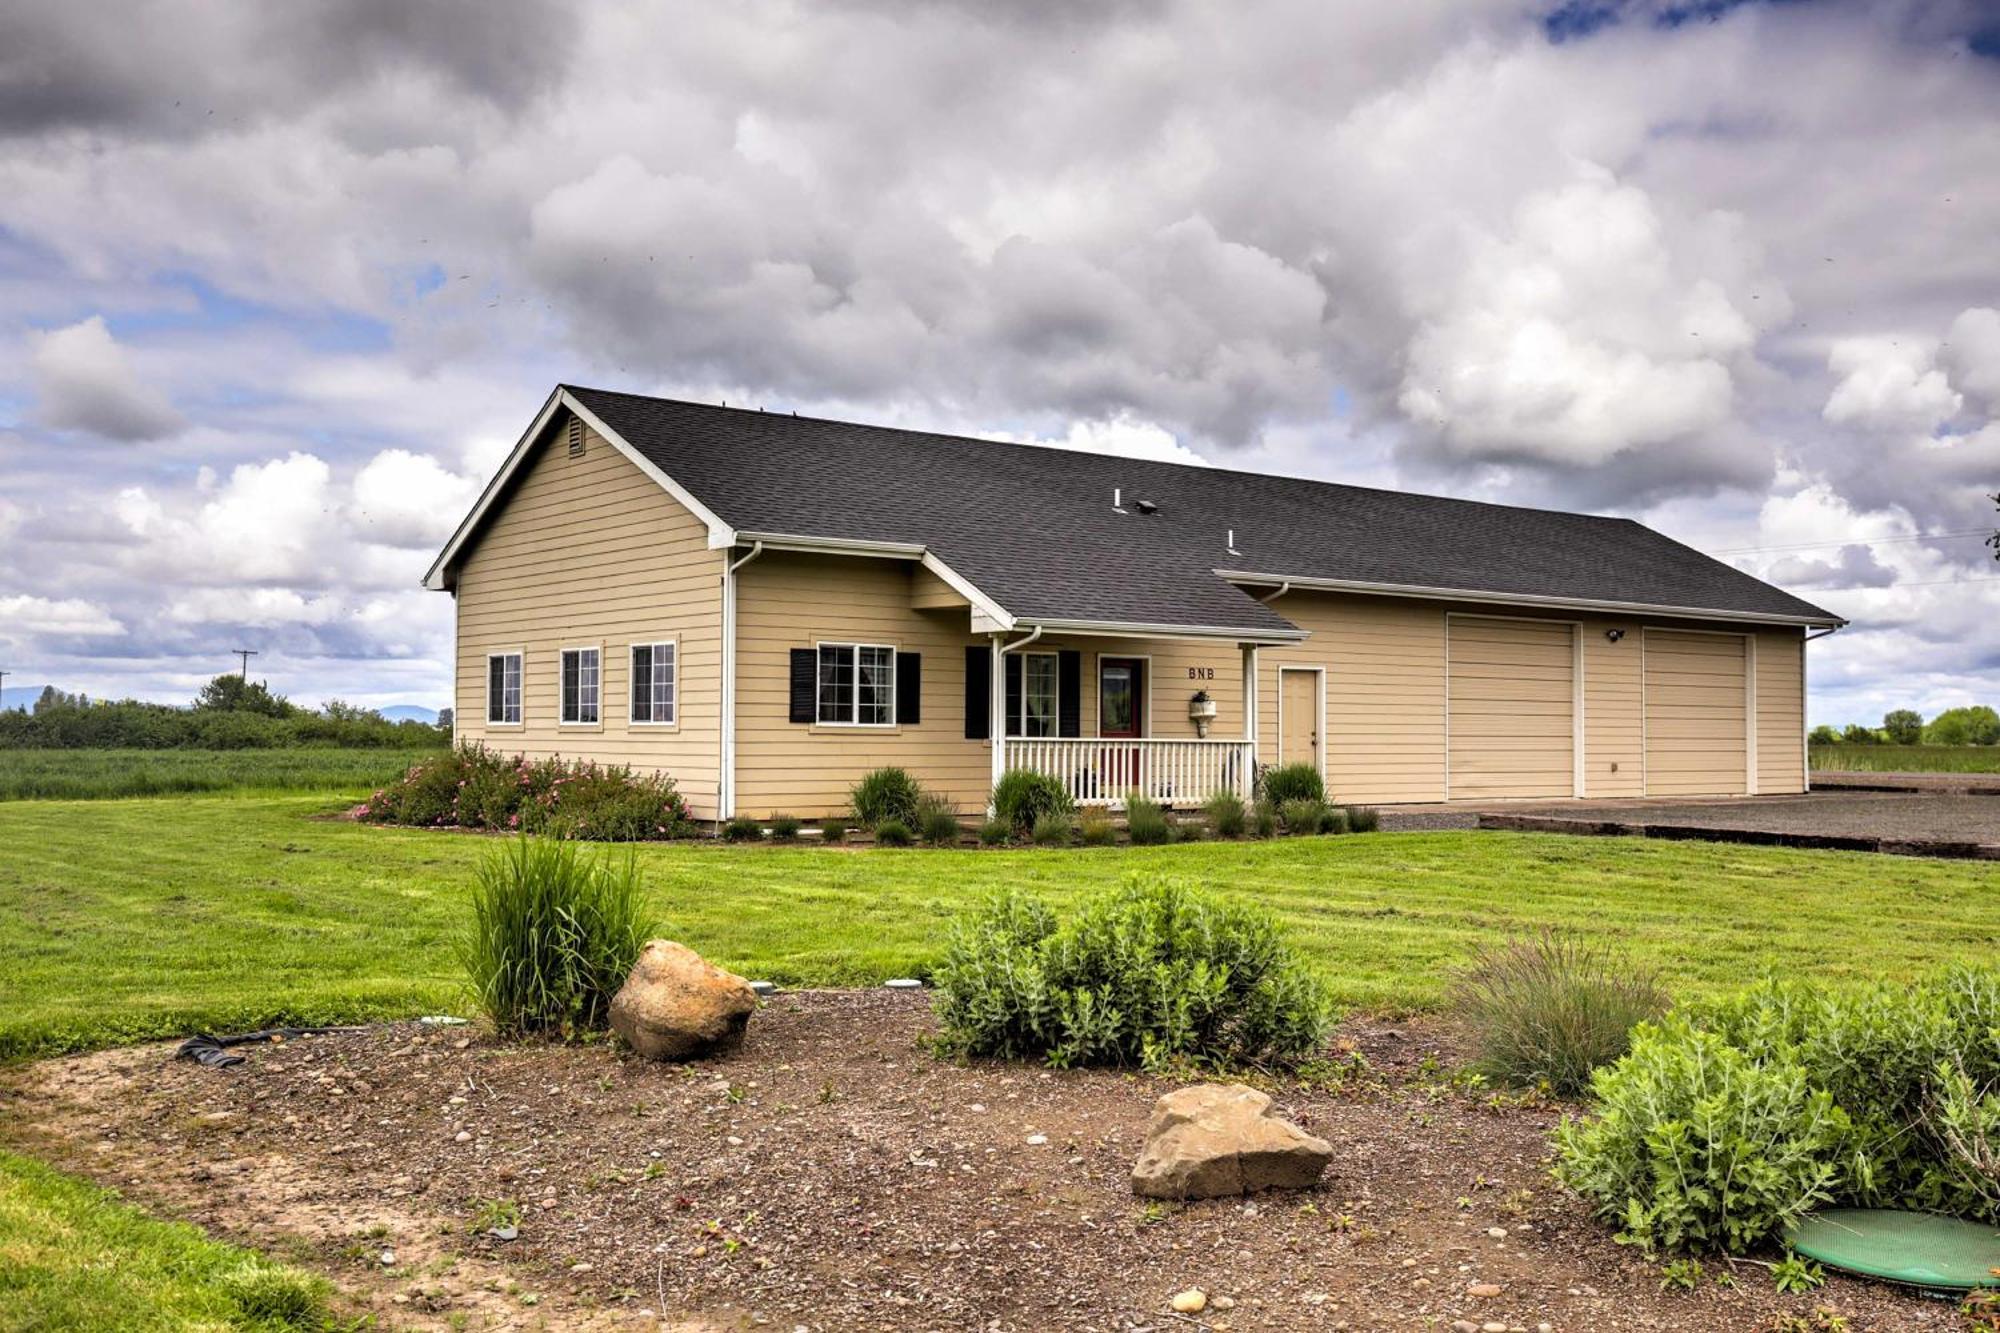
425, 386, 1844, 822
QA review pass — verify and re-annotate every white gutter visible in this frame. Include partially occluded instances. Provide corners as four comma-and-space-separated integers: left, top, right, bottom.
718, 541, 766, 820
1215, 568, 1846, 630
1018, 616, 1308, 644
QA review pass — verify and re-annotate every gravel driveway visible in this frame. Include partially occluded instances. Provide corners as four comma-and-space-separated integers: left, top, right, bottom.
1483, 789, 2000, 852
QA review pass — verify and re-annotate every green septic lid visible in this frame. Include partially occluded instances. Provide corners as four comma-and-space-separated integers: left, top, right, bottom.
1787, 1209, 2000, 1290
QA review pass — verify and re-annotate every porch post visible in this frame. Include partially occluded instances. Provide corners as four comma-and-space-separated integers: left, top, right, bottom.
1240, 642, 1258, 800
989, 634, 1007, 806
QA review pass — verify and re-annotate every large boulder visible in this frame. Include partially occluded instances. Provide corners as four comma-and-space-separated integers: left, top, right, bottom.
609, 940, 758, 1061
1130, 1083, 1333, 1199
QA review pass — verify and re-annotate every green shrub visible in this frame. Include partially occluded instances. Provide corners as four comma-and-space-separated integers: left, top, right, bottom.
978, 818, 1012, 846
721, 816, 762, 842
1125, 795, 1172, 845
1173, 819, 1204, 842
917, 798, 962, 846
1344, 804, 1381, 833
218, 1260, 331, 1329
361, 745, 691, 840
991, 768, 1075, 834
818, 817, 847, 844
1450, 931, 1669, 1097
767, 814, 801, 842
849, 767, 923, 828
873, 818, 914, 847
458, 837, 654, 1039
1203, 789, 1246, 838
933, 876, 1336, 1069
1261, 762, 1324, 805
1031, 810, 1074, 846
1278, 797, 1326, 834
1317, 805, 1350, 835
1249, 798, 1279, 838
1078, 807, 1117, 846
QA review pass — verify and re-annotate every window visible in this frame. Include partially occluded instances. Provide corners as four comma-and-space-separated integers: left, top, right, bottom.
560, 647, 600, 724
817, 643, 895, 726
630, 641, 676, 724
1011, 651, 1058, 738
486, 652, 522, 724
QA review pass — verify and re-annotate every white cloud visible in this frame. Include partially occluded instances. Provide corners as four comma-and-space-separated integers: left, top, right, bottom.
0, 594, 124, 638
1942, 306, 2000, 411
1822, 336, 1962, 432
349, 448, 483, 548
28, 316, 184, 441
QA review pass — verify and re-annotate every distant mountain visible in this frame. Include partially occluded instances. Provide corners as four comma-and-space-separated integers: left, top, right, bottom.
380, 704, 441, 724
1, 685, 53, 713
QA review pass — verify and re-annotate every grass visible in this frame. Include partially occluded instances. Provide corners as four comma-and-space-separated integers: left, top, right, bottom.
4, 793, 1999, 1061
1810, 743, 2000, 773
0, 747, 441, 801
0, 1149, 333, 1331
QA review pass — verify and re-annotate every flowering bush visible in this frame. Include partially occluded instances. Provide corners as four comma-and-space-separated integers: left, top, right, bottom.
359, 744, 692, 840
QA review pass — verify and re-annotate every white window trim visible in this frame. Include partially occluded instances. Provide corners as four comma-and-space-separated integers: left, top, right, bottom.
1009, 649, 1061, 739
814, 640, 898, 728
558, 643, 603, 728
628, 638, 679, 729
485, 649, 524, 728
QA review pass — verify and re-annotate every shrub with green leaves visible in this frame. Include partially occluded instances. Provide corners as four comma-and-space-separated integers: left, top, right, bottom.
458, 837, 654, 1039
932, 875, 1335, 1070
818, 817, 847, 844
873, 818, 914, 847
1261, 762, 1324, 805
991, 768, 1075, 834
849, 766, 924, 828
1278, 796, 1326, 835
1555, 966, 2000, 1256
360, 744, 692, 840
917, 797, 962, 846
1249, 798, 1279, 838
1078, 807, 1117, 846
217, 1260, 332, 1329
978, 817, 1011, 846
1450, 931, 1669, 1097
721, 816, 761, 842
1317, 805, 1350, 835
1031, 810, 1074, 846
1343, 804, 1381, 833
1203, 789, 1246, 837
1125, 794, 1172, 845
767, 814, 801, 841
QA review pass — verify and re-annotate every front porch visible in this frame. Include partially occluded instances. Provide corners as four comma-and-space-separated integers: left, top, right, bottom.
1001, 735, 1256, 807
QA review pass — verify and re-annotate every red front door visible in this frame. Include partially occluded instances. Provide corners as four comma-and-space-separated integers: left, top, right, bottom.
1099, 658, 1144, 796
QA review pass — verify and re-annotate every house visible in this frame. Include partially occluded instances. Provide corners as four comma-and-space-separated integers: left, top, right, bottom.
424, 386, 1844, 822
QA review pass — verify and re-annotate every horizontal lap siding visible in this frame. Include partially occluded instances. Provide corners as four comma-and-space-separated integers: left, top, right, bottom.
1644, 630, 1747, 796
1755, 628, 1806, 794
453, 422, 724, 817
1581, 620, 1643, 797
1447, 617, 1575, 800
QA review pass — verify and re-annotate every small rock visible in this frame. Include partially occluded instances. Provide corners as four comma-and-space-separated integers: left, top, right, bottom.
1468, 1282, 1504, 1297
1170, 1289, 1207, 1314
1026, 1134, 1049, 1146
378, 1249, 396, 1267
1211, 1295, 1235, 1310
454, 1131, 472, 1143
1481, 1323, 1507, 1333
488, 1225, 519, 1242
1538, 1325, 1554, 1333
570, 1261, 594, 1274
884, 978, 923, 989
1485, 1226, 1508, 1239
749, 980, 778, 997
1130, 1084, 1333, 1200
1452, 1322, 1480, 1333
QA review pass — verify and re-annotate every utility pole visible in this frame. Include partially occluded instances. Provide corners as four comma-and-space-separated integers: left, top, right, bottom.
231, 648, 258, 681
0, 669, 9, 710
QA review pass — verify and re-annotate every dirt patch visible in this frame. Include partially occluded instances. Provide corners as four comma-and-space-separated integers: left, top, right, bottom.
0, 992, 1960, 1331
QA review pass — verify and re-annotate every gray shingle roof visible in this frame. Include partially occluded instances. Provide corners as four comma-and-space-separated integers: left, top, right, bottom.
563, 386, 1841, 633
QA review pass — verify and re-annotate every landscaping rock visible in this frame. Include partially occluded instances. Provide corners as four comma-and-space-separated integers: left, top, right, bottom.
609, 940, 758, 1061
1130, 1084, 1332, 1200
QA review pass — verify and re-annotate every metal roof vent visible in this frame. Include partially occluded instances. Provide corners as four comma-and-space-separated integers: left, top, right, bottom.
1133, 498, 1159, 515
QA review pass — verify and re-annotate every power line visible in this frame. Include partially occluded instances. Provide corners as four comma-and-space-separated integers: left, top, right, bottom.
1711, 528, 1991, 556
1815, 574, 2000, 592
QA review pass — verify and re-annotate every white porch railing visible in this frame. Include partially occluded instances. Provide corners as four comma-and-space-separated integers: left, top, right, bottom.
1003, 737, 1253, 808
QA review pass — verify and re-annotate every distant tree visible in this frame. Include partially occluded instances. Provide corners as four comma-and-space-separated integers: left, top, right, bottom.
1840, 723, 1880, 745
1925, 705, 2000, 747
1808, 724, 1841, 745
319, 699, 382, 723
1882, 709, 1924, 745
436, 706, 454, 734
33, 686, 85, 714
193, 674, 295, 718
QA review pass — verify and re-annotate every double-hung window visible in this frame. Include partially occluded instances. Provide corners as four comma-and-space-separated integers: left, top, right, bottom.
486, 652, 522, 725
1011, 651, 1058, 738
630, 641, 676, 725
817, 643, 895, 726
560, 647, 600, 724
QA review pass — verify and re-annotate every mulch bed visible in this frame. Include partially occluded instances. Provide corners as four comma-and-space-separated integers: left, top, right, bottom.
0, 992, 1963, 1331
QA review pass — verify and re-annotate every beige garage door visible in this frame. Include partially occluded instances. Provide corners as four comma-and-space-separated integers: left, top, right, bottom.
1644, 630, 1747, 796
1447, 616, 1575, 800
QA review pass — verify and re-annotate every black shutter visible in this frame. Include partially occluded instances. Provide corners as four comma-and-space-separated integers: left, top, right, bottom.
1058, 650, 1082, 737
1005, 653, 1022, 739
788, 648, 817, 723
487, 655, 505, 723
964, 646, 990, 740
896, 652, 921, 725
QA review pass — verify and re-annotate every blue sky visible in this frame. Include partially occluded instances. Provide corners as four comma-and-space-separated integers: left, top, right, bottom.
0, 0, 1996, 725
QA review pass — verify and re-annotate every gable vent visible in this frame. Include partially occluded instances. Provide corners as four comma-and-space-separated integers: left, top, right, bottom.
566, 415, 585, 458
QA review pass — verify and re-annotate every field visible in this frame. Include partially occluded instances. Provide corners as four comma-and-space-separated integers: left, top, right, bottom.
0, 746, 439, 801
1810, 742, 2000, 773
4, 791, 1998, 1062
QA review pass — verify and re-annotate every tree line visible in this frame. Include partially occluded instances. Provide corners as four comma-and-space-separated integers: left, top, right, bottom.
1809, 704, 2000, 747
0, 676, 452, 750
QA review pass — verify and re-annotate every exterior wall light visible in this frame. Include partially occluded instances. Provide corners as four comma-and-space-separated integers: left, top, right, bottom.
1605, 628, 1626, 642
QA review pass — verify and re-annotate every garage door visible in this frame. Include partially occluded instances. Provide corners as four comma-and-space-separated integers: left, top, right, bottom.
1447, 616, 1575, 800
1644, 630, 1747, 796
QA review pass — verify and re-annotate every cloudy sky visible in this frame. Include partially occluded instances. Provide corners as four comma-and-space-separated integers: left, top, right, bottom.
1, 0, 1996, 723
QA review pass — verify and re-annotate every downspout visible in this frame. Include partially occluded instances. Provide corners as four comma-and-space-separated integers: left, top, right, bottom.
719, 541, 765, 821
1257, 580, 1291, 604
990, 624, 1046, 808
1802, 625, 1840, 792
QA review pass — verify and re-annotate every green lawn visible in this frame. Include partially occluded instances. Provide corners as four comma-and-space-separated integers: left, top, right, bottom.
0, 1149, 333, 1332
1810, 742, 2000, 773
5, 792, 1999, 1061
0, 747, 440, 801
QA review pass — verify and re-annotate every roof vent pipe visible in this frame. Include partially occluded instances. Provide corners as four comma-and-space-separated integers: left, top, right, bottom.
1227, 529, 1240, 556
1112, 487, 1126, 513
